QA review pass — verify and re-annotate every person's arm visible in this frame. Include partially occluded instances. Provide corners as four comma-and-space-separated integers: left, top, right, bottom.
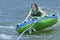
24, 10, 31, 21
38, 7, 46, 17
39, 9, 46, 17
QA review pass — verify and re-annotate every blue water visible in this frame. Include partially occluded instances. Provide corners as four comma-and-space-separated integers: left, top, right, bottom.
0, 0, 60, 40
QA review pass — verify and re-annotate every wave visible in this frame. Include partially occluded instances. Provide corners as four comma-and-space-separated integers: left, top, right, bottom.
0, 26, 16, 29
58, 19, 60, 21
0, 34, 12, 39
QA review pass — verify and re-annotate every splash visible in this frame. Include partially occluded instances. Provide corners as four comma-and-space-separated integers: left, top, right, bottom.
0, 26, 16, 29
0, 34, 12, 40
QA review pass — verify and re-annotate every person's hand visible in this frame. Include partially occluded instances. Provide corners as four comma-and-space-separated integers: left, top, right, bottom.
16, 24, 19, 26
23, 19, 28, 23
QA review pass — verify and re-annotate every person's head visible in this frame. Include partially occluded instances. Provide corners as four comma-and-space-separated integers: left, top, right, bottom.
31, 4, 38, 11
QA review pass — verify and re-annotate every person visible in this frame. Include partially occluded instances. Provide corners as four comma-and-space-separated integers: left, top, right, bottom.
24, 4, 46, 22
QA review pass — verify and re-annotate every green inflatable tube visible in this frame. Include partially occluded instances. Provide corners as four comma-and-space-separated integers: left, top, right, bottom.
16, 8, 58, 34
16, 16, 58, 34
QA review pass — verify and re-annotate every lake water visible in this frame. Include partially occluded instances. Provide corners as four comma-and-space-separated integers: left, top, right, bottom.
0, 0, 60, 40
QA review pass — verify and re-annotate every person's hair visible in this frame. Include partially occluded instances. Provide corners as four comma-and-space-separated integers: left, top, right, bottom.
31, 4, 38, 10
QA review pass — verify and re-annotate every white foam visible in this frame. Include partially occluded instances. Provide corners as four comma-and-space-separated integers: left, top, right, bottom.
0, 26, 16, 29
0, 34, 12, 39
52, 25, 56, 27
58, 19, 60, 21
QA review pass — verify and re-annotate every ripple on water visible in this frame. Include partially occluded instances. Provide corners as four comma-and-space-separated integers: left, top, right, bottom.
0, 34, 12, 40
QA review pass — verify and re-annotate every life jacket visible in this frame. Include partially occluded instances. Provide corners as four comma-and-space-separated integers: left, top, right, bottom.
31, 9, 41, 17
